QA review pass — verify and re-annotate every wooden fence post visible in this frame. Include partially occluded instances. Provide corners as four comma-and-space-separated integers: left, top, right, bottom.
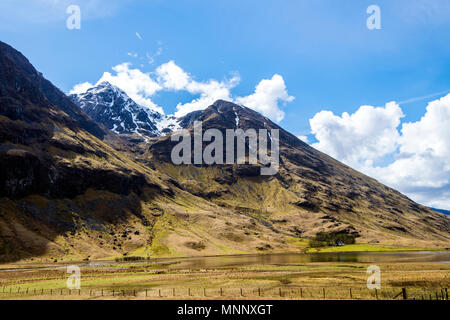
402, 288, 407, 300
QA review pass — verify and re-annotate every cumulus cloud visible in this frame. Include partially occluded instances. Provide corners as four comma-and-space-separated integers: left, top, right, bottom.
70, 61, 294, 121
97, 63, 163, 114
155, 61, 240, 117
298, 135, 309, 143
309, 94, 450, 209
236, 74, 294, 122
69, 82, 94, 95
156, 61, 190, 91
172, 83, 235, 117
310, 102, 404, 168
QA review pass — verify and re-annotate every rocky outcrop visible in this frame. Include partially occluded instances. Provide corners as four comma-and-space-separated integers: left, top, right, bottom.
71, 82, 161, 137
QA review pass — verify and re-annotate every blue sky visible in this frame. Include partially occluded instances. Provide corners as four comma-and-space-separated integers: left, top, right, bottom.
1, 0, 450, 208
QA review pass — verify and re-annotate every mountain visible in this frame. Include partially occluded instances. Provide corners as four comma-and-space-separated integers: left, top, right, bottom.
147, 100, 450, 245
70, 82, 162, 139
0, 41, 449, 263
0, 41, 174, 261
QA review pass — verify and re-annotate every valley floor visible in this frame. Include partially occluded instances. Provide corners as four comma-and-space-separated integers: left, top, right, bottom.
0, 252, 449, 300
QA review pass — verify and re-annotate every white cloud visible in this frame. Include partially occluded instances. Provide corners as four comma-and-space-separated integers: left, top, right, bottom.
70, 61, 294, 122
156, 61, 190, 91
236, 74, 294, 122
298, 135, 309, 143
310, 102, 404, 169
69, 81, 94, 95
399, 94, 450, 158
97, 63, 164, 114
309, 94, 450, 209
366, 94, 450, 197
156, 61, 240, 117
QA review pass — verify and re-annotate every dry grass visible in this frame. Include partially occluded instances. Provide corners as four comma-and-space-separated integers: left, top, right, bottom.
0, 258, 448, 300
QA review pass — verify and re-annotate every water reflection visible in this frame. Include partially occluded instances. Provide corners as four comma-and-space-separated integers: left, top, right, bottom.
154, 251, 450, 269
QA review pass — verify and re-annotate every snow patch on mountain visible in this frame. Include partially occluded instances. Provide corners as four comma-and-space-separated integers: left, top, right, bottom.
71, 82, 167, 138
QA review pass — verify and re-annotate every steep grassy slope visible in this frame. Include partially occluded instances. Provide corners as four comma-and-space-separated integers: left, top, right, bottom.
145, 101, 450, 249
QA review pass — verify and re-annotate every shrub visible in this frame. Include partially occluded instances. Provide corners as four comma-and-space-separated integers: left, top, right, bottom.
309, 239, 327, 248
115, 256, 146, 262
309, 232, 356, 247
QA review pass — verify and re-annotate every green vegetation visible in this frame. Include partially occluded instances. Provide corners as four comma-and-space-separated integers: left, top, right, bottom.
306, 244, 443, 253
114, 256, 147, 262
309, 232, 356, 248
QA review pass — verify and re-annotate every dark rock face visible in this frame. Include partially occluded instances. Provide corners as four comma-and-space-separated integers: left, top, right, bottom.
0, 41, 105, 140
0, 41, 157, 199
71, 82, 162, 137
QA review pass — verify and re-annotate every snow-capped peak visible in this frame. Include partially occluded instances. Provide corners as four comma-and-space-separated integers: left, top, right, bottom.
71, 82, 164, 138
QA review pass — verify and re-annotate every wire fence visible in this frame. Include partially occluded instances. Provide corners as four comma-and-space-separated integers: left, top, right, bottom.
0, 286, 448, 300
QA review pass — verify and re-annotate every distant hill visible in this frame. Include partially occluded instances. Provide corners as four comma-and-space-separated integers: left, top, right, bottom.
430, 208, 450, 215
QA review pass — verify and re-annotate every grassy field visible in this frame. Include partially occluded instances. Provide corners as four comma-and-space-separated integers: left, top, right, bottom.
0, 254, 448, 300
